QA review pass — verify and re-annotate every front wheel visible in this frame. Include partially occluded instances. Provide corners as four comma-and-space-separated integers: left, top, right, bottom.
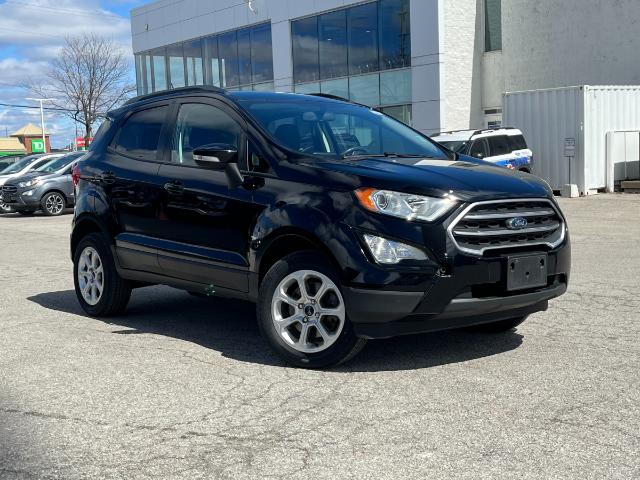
0, 201, 14, 214
41, 192, 66, 216
257, 251, 366, 368
73, 233, 132, 316
468, 315, 528, 333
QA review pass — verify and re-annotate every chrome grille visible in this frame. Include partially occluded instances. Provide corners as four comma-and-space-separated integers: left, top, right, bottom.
448, 199, 565, 255
2, 185, 17, 194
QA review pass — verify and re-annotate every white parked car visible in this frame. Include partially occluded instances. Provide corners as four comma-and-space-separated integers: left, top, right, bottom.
432, 127, 533, 173
0, 153, 63, 213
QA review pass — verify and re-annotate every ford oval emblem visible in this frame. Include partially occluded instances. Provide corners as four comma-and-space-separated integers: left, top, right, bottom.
506, 217, 528, 230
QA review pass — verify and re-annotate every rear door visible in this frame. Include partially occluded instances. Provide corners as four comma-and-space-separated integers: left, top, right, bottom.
155, 98, 260, 292
103, 102, 171, 273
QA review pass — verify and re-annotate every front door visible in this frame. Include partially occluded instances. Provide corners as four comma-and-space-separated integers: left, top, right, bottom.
155, 100, 260, 292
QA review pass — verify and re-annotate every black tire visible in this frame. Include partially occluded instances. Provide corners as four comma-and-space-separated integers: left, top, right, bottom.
0, 202, 14, 214
468, 315, 528, 333
73, 232, 132, 316
257, 251, 366, 369
41, 192, 66, 216
17, 210, 35, 216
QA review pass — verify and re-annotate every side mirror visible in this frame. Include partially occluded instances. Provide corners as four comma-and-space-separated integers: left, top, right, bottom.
193, 143, 238, 169
192, 143, 244, 188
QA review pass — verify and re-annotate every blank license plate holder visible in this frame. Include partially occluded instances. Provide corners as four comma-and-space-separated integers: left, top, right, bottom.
506, 253, 548, 291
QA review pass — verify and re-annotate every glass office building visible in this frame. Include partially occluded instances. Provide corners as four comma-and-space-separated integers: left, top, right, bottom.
133, 0, 413, 125
135, 22, 274, 94
291, 0, 411, 124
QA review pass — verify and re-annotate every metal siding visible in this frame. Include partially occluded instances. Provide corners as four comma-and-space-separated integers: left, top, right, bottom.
504, 85, 640, 193
503, 87, 580, 190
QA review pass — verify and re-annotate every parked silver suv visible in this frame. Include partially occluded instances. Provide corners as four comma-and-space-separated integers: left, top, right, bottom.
1, 151, 85, 216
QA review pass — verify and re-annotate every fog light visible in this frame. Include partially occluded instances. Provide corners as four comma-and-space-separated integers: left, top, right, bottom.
363, 234, 427, 265
22, 190, 34, 196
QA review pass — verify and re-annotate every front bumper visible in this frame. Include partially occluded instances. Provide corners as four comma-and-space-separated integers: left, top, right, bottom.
342, 243, 570, 339
1, 186, 42, 209
347, 281, 565, 339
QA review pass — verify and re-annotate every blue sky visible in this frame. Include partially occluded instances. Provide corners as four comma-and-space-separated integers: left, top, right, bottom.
0, 0, 149, 147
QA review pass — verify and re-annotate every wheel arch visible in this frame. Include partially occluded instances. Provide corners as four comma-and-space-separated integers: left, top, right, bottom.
70, 214, 111, 260
256, 228, 342, 285
41, 189, 68, 203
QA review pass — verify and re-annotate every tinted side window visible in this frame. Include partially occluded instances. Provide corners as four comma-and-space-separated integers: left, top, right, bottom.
114, 106, 167, 160
508, 134, 527, 150
172, 103, 242, 166
469, 138, 489, 159
487, 135, 511, 156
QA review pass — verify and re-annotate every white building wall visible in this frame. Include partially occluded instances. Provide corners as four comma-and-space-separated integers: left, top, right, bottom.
499, 0, 640, 93
441, 0, 483, 131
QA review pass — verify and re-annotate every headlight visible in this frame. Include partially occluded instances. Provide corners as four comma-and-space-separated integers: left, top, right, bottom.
363, 234, 428, 265
355, 188, 456, 222
18, 178, 41, 188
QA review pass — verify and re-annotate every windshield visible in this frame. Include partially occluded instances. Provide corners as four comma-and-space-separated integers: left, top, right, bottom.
236, 96, 448, 160
0, 155, 40, 175
437, 140, 468, 153
36, 154, 77, 173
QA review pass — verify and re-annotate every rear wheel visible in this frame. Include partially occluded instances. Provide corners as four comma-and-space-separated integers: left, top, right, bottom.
468, 315, 528, 333
73, 233, 132, 316
41, 192, 66, 216
257, 251, 366, 368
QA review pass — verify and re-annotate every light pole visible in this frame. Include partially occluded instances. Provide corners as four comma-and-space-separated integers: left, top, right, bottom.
25, 98, 55, 152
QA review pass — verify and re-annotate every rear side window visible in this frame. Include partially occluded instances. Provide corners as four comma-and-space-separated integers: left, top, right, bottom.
508, 134, 527, 150
114, 106, 168, 160
487, 135, 511, 156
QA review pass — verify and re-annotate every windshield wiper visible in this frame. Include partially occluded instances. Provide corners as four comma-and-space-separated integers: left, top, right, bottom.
340, 152, 427, 159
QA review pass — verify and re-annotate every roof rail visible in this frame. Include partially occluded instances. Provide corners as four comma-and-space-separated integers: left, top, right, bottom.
124, 86, 227, 106
433, 126, 520, 137
307, 92, 371, 108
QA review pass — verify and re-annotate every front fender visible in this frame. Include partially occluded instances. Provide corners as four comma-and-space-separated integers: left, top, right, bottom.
249, 203, 363, 281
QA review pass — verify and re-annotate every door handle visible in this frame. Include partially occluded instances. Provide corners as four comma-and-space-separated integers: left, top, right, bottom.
99, 171, 116, 184
164, 180, 184, 195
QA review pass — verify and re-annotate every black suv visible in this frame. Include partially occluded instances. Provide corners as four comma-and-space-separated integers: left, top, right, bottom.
71, 87, 570, 368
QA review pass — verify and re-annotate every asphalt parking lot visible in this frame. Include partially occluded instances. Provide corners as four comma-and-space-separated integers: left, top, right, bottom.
0, 194, 638, 479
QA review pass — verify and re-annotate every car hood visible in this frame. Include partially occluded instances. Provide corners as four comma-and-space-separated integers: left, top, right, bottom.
9, 171, 59, 183
306, 154, 551, 201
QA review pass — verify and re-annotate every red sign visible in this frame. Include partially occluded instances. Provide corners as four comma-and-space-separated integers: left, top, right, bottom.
75, 137, 93, 148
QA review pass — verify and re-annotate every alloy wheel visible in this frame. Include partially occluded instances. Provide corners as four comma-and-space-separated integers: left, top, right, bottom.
45, 194, 65, 215
271, 269, 346, 353
77, 246, 104, 306
0, 200, 12, 213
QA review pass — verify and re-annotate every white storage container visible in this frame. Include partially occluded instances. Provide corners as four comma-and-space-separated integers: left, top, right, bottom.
503, 85, 640, 194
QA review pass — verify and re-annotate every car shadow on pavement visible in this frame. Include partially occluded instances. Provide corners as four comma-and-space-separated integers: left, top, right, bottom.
27, 287, 523, 372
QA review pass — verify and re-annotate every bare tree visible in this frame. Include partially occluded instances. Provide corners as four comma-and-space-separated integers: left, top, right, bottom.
29, 33, 135, 144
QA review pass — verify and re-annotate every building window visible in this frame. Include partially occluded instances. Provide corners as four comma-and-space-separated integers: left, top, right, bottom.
378, 0, 411, 70
251, 23, 274, 83
167, 43, 185, 89
137, 22, 273, 94
348, 2, 378, 75
291, 0, 412, 125
218, 31, 240, 88
292, 0, 411, 84
319, 10, 348, 80
292, 16, 320, 84
150, 47, 167, 92
485, 0, 502, 52
184, 39, 204, 86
